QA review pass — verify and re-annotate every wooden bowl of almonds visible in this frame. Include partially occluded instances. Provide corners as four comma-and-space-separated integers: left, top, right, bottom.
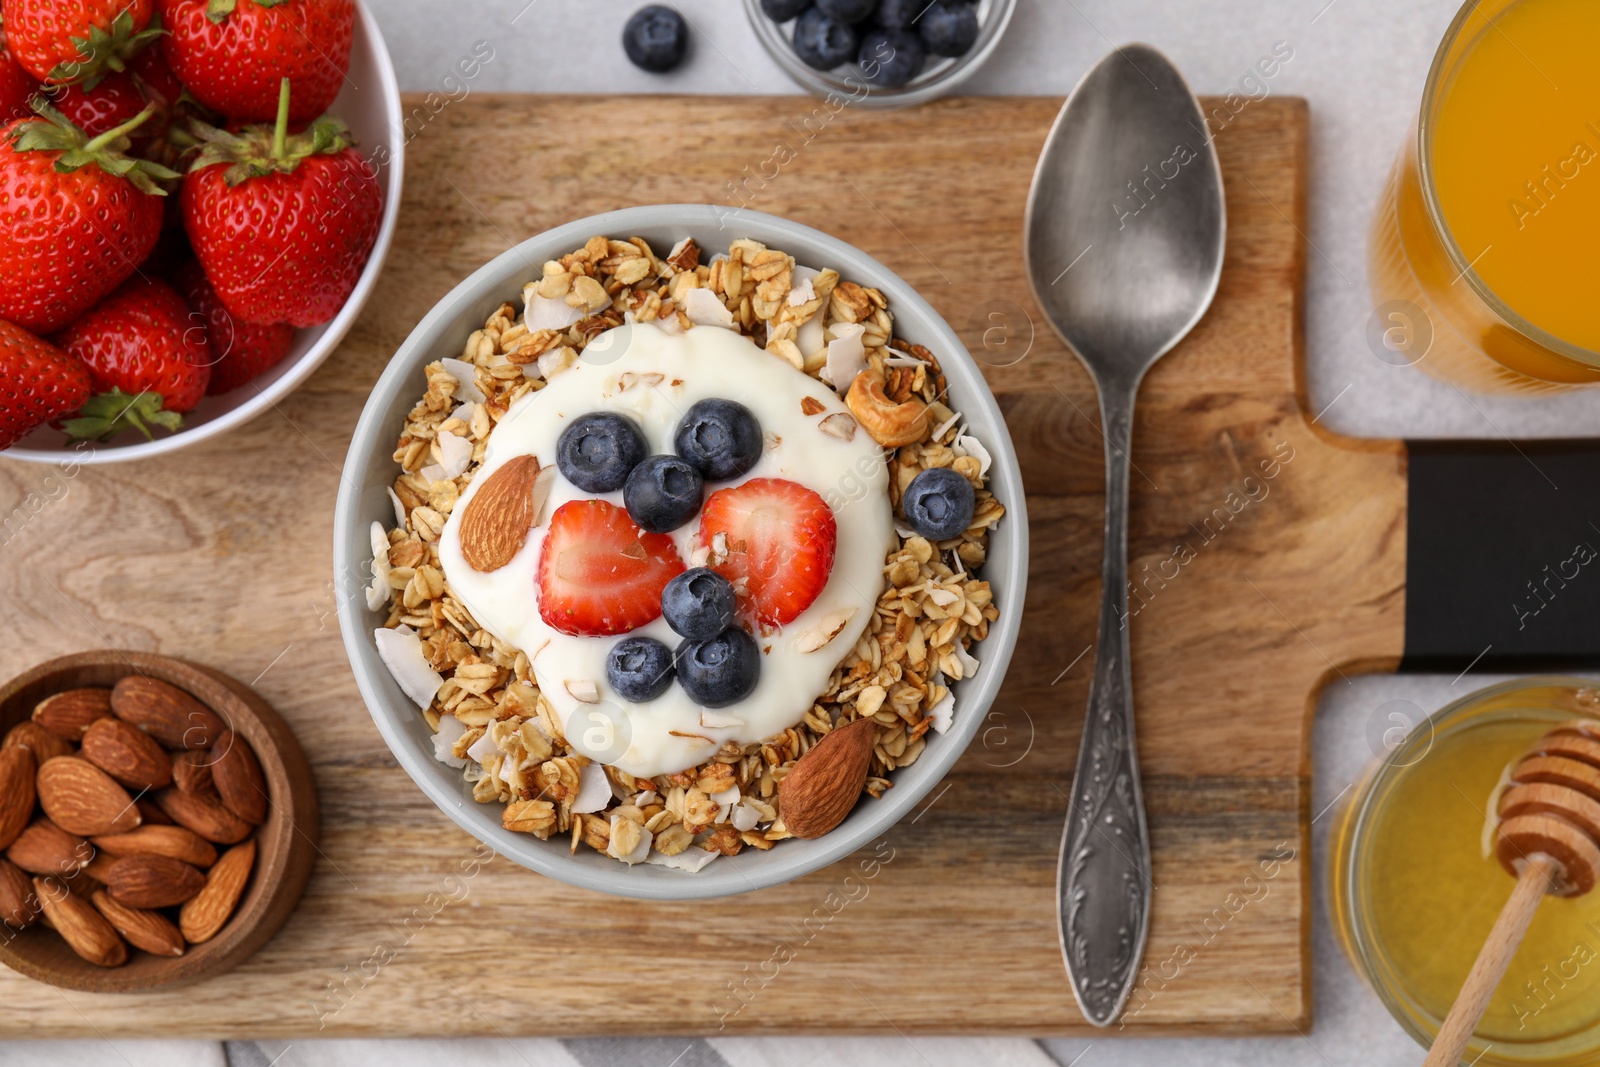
0, 651, 318, 992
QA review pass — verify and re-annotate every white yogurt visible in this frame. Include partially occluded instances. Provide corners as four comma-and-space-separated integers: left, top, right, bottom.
438, 322, 893, 778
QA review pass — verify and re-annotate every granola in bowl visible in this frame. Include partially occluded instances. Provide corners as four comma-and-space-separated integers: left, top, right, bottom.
367, 232, 1004, 875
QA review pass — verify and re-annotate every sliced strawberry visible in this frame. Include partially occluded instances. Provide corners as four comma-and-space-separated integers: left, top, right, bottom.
538, 499, 686, 637
699, 478, 837, 629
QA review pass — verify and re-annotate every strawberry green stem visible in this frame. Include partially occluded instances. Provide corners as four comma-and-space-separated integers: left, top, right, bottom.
82, 105, 157, 154
273, 78, 290, 160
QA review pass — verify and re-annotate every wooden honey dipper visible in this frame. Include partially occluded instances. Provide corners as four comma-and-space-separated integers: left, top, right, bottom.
1424, 720, 1600, 1066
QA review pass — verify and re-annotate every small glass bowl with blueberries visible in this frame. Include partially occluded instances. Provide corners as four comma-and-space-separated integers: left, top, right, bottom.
745, 0, 1015, 107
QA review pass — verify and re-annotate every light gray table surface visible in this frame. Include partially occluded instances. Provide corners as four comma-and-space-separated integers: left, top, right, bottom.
14, 2, 1593, 1064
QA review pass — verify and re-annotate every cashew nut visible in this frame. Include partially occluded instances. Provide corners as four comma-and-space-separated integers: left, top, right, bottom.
845, 367, 929, 447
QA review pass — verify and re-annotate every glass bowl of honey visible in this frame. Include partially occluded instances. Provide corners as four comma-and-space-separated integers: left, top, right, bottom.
1333, 678, 1600, 1065
1368, 0, 1600, 391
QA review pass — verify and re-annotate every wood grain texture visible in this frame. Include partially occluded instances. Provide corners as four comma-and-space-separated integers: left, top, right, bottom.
0, 93, 1404, 1036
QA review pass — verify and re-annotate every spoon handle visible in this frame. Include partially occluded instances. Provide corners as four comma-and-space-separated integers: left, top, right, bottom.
1058, 385, 1153, 1027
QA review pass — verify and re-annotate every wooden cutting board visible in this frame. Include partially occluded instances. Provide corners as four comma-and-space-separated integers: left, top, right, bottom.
0, 93, 1406, 1037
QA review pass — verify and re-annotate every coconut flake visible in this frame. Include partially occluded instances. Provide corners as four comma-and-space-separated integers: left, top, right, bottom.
386, 487, 407, 527
711, 785, 740, 811
571, 762, 611, 814
466, 730, 500, 764
431, 713, 468, 768
954, 433, 993, 477
788, 275, 816, 307
437, 430, 473, 479
932, 410, 962, 443
820, 322, 867, 392
607, 817, 652, 864
954, 643, 980, 680
635, 789, 660, 807
927, 690, 955, 734
668, 236, 694, 262
683, 287, 735, 329
366, 522, 391, 611
538, 346, 577, 380
732, 802, 762, 832
375, 625, 444, 709
654, 313, 684, 335
700, 710, 745, 729
565, 678, 600, 703
440, 358, 486, 404
418, 463, 449, 484
645, 847, 719, 873
523, 291, 588, 333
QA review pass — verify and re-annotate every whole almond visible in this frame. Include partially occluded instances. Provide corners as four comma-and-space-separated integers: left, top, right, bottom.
777, 717, 876, 839
3, 721, 73, 764
0, 744, 37, 850
105, 854, 206, 909
36, 756, 140, 836
154, 787, 252, 844
33, 688, 113, 740
6, 818, 92, 876
80, 717, 173, 792
81, 851, 119, 885
110, 676, 224, 750
171, 750, 217, 799
34, 877, 126, 967
90, 889, 184, 957
180, 838, 255, 944
211, 729, 267, 825
0, 857, 39, 927
459, 454, 542, 572
91, 825, 216, 868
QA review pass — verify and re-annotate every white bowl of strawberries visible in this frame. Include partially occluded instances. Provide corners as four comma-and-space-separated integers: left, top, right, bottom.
0, 0, 402, 464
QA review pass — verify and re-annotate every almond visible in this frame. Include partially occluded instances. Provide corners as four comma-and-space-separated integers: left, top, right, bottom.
90, 889, 184, 957
32, 688, 113, 740
91, 825, 216, 868
179, 838, 255, 944
34, 877, 126, 967
171, 751, 217, 798
36, 756, 140, 836
81, 851, 119, 885
211, 729, 267, 825
105, 854, 206, 908
110, 676, 224, 750
776, 717, 876, 839
0, 744, 37, 850
80, 718, 173, 792
459, 454, 542, 572
6, 818, 92, 876
0, 857, 39, 927
136, 796, 172, 826
154, 787, 252, 844
3, 721, 73, 764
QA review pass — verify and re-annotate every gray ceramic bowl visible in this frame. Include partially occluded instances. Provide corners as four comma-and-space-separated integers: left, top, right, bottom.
334, 205, 1027, 899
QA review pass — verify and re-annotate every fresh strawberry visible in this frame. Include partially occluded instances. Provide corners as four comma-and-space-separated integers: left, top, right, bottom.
1, 0, 160, 86
50, 50, 180, 138
0, 106, 175, 334
54, 276, 211, 440
698, 478, 838, 628
182, 79, 380, 327
0, 38, 39, 125
538, 499, 686, 637
0, 319, 91, 449
159, 0, 354, 123
174, 259, 294, 395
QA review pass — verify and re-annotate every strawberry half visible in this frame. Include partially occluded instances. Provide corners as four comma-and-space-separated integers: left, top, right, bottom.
538, 499, 686, 637
0, 318, 91, 449
698, 478, 837, 629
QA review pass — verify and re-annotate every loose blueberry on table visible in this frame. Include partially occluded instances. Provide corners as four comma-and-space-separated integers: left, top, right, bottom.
764, 0, 982, 81
622, 5, 690, 73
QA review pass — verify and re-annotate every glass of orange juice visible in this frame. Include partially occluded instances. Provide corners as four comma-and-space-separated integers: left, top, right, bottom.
1369, 0, 1600, 392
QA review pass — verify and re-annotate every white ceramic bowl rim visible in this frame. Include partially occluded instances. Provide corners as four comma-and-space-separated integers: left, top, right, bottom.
334, 204, 1028, 900
2, 0, 404, 466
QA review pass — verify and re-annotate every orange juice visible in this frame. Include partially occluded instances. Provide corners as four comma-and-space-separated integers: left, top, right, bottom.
1369, 0, 1600, 391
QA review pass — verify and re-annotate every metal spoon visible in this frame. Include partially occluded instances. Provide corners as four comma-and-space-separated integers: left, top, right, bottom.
1023, 43, 1226, 1027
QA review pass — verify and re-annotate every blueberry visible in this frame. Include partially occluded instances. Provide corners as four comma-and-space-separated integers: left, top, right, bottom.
817, 0, 878, 21
902, 466, 975, 540
875, 0, 932, 29
676, 628, 761, 707
792, 7, 859, 70
607, 636, 676, 702
623, 5, 689, 73
918, 0, 977, 56
556, 411, 649, 493
623, 454, 704, 533
673, 398, 762, 481
662, 568, 738, 641
859, 27, 924, 86
761, 0, 811, 21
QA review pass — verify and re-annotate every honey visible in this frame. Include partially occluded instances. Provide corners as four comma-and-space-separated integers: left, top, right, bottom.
1334, 680, 1600, 1064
